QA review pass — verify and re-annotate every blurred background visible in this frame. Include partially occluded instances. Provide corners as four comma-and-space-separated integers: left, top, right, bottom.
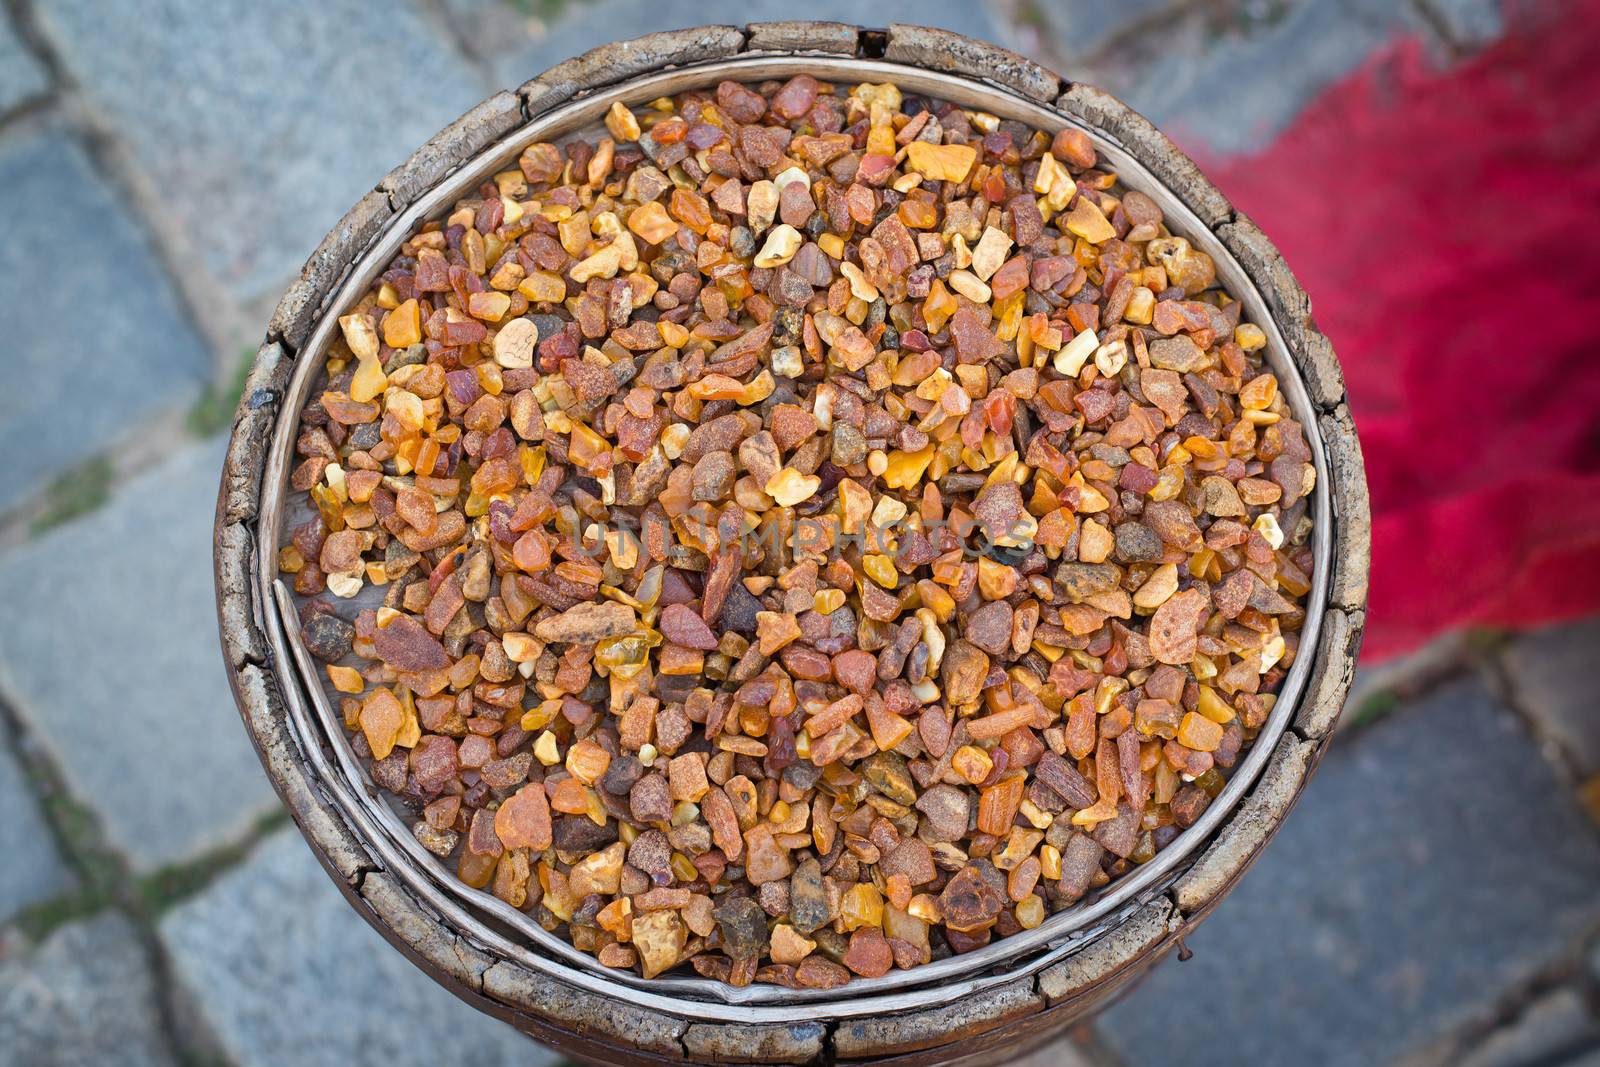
1, 0, 1597, 1064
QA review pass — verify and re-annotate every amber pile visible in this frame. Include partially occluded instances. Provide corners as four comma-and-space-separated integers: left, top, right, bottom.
281, 76, 1316, 988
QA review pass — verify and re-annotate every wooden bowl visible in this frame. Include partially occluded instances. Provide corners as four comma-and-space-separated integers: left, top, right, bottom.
215, 22, 1370, 1065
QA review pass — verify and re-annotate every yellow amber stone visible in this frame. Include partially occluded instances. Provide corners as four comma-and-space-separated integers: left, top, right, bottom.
567, 421, 611, 474
881, 445, 935, 490
1197, 686, 1237, 725
814, 588, 846, 615
385, 389, 425, 433
518, 270, 567, 303
905, 141, 977, 183
627, 201, 680, 244
922, 278, 958, 332
359, 688, 404, 759
468, 291, 511, 322
596, 631, 661, 679
977, 557, 1018, 600
840, 882, 885, 931
338, 312, 379, 360
1095, 676, 1129, 716
765, 468, 821, 507
994, 292, 1025, 343
671, 852, 699, 882
326, 665, 363, 694
658, 320, 688, 348
533, 730, 560, 765
383, 299, 421, 348
1177, 711, 1224, 752
951, 745, 994, 785
739, 370, 775, 406
1148, 465, 1185, 501
1040, 844, 1062, 881
1188, 547, 1221, 582
1063, 196, 1116, 243
1016, 895, 1045, 929
863, 554, 898, 589
349, 356, 387, 404
1254, 512, 1285, 549
1235, 323, 1267, 351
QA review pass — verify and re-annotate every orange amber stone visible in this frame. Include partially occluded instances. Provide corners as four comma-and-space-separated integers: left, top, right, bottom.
670, 188, 713, 233
550, 777, 592, 815
1177, 711, 1224, 752
458, 848, 498, 889
977, 772, 1026, 836
897, 198, 938, 229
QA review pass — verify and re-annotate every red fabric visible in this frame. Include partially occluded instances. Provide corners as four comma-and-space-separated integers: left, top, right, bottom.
1184, 4, 1600, 659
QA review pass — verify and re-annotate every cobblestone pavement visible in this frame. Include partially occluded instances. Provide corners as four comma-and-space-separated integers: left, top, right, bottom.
1, 1, 1595, 1065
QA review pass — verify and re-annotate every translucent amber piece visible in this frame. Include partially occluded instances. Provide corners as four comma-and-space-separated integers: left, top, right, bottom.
951, 745, 993, 785
658, 320, 688, 348
994, 291, 1025, 342
359, 688, 405, 759
840, 882, 885, 931
862, 554, 898, 589
1196, 686, 1236, 725
1235, 323, 1267, 351
519, 444, 546, 486
327, 665, 363, 694
881, 446, 935, 490
567, 421, 612, 475
1040, 844, 1062, 881
814, 588, 846, 614
1063, 197, 1116, 243
922, 279, 958, 332
1177, 711, 1224, 752
765, 468, 821, 507
349, 355, 387, 404
458, 848, 498, 890
1148, 465, 1185, 501
383, 299, 421, 348
566, 738, 613, 784
596, 630, 662, 679
628, 201, 679, 244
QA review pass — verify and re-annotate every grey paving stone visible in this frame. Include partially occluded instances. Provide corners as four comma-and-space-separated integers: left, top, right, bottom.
1502, 615, 1600, 775
0, 438, 278, 873
1457, 987, 1599, 1067
1096, 678, 1600, 1067
0, 132, 207, 515
468, 0, 1005, 90
0, 722, 75, 923
0, 13, 49, 115
35, 0, 487, 301
1425, 0, 1506, 49
1009, 1035, 1102, 1067
160, 829, 555, 1067
1019, 0, 1170, 63
0, 911, 175, 1066
1343, 629, 1467, 730
1096, 0, 1425, 156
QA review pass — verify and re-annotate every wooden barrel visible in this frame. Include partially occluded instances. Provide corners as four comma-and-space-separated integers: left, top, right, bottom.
214, 22, 1370, 1065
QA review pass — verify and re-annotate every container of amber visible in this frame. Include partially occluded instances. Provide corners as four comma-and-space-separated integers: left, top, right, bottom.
216, 22, 1369, 1066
